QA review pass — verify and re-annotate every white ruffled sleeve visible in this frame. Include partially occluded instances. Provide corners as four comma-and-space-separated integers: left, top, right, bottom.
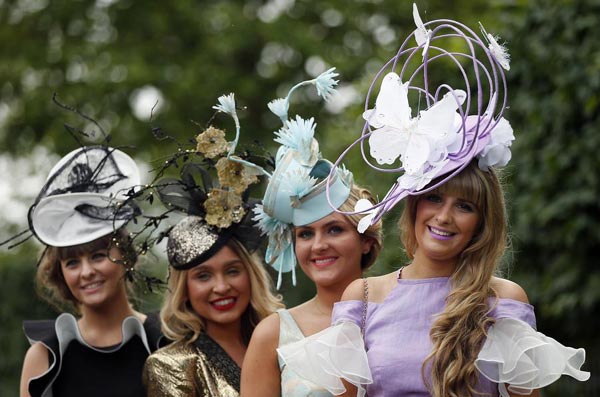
277, 321, 371, 397
475, 317, 590, 396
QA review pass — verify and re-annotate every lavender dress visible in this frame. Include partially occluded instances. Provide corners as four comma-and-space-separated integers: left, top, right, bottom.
278, 274, 588, 397
331, 276, 535, 397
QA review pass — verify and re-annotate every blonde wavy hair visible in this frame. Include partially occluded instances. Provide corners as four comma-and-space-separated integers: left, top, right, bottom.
160, 237, 283, 345
337, 184, 384, 270
36, 228, 137, 314
399, 161, 507, 397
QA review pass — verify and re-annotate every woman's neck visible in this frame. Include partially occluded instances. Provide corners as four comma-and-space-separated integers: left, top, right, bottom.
313, 284, 346, 315
406, 251, 457, 279
313, 265, 362, 313
77, 291, 139, 346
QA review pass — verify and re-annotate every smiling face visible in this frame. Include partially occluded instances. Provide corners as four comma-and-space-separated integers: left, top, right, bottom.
186, 244, 251, 334
294, 212, 372, 289
414, 191, 481, 267
60, 246, 128, 309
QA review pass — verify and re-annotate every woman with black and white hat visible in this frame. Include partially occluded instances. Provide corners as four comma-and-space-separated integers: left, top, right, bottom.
18, 145, 164, 397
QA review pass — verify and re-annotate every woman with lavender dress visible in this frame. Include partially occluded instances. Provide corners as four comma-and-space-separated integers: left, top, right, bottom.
277, 5, 590, 397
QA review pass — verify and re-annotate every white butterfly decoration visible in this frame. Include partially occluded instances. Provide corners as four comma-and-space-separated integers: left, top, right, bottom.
479, 22, 511, 71
363, 72, 465, 190
398, 158, 449, 191
413, 3, 431, 59
477, 117, 514, 169
354, 199, 377, 234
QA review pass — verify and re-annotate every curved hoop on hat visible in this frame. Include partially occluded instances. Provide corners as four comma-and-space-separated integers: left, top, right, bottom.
326, 3, 513, 226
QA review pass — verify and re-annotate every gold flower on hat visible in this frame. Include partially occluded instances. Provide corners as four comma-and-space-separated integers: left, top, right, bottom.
215, 157, 259, 194
204, 188, 245, 228
195, 126, 229, 158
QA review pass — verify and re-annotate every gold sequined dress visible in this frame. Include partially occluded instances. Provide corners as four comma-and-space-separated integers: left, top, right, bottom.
143, 333, 240, 397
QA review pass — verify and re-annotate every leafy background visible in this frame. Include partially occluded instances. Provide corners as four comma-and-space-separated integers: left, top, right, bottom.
1, 0, 598, 395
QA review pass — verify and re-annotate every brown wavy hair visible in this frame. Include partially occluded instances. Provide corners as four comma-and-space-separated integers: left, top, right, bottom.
338, 183, 384, 270
160, 238, 283, 345
399, 161, 507, 397
36, 228, 137, 314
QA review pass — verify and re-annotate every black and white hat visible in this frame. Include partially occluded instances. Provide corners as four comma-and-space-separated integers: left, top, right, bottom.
28, 146, 141, 247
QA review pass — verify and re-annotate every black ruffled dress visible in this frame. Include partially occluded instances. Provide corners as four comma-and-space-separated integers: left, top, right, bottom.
23, 312, 165, 397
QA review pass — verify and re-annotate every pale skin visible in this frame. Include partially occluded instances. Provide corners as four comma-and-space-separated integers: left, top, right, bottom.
337, 192, 539, 397
240, 212, 374, 397
19, 248, 144, 397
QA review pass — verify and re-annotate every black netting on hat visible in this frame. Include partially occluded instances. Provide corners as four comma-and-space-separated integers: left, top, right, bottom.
76, 202, 141, 221
36, 146, 128, 202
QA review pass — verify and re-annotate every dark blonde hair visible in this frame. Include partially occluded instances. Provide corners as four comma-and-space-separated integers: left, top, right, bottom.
160, 238, 283, 345
338, 184, 384, 270
36, 228, 137, 313
399, 161, 507, 397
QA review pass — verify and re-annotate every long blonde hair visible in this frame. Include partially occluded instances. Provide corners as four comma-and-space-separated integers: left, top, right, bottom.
160, 238, 283, 344
338, 184, 384, 270
399, 161, 507, 397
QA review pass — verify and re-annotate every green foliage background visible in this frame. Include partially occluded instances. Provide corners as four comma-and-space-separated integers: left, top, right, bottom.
1, 0, 598, 395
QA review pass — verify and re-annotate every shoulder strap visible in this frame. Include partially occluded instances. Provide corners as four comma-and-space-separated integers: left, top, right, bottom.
277, 309, 304, 344
361, 278, 369, 337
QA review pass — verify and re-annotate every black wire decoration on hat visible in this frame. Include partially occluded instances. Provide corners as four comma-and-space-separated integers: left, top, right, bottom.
0, 95, 165, 292
1, 94, 139, 249
116, 93, 273, 271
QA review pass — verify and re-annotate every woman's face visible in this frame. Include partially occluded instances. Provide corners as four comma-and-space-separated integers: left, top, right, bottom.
414, 191, 480, 266
186, 245, 251, 333
60, 247, 127, 308
294, 212, 372, 289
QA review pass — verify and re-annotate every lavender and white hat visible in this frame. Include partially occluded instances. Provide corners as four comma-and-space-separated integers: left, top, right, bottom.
328, 3, 515, 227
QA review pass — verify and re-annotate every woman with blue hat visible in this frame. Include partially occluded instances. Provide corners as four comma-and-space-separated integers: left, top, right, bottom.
240, 70, 383, 397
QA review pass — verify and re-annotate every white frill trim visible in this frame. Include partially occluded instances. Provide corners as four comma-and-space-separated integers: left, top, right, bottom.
475, 317, 590, 397
277, 321, 372, 397
26, 313, 150, 397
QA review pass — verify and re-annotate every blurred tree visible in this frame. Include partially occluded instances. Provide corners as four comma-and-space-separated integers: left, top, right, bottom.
1, 0, 597, 395
501, 0, 600, 393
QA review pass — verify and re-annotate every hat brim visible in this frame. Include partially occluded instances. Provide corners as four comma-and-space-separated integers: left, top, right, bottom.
29, 193, 128, 247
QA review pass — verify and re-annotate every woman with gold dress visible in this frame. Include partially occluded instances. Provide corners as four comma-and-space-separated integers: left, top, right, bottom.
142, 93, 283, 397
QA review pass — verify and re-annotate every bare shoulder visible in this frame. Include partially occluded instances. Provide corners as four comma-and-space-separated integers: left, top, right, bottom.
21, 342, 50, 397
340, 272, 398, 303
22, 342, 49, 373
492, 277, 530, 303
24, 341, 48, 361
340, 278, 365, 301
250, 312, 280, 348
242, 312, 281, 395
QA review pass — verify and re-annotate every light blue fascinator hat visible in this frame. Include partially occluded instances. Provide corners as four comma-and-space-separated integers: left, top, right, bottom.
328, 3, 515, 229
252, 68, 354, 288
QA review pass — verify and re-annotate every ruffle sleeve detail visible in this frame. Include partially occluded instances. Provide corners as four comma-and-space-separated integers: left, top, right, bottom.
332, 300, 363, 327
475, 317, 590, 397
277, 321, 371, 397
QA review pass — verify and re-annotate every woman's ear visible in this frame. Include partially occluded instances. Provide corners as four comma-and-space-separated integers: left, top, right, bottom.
361, 237, 375, 255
